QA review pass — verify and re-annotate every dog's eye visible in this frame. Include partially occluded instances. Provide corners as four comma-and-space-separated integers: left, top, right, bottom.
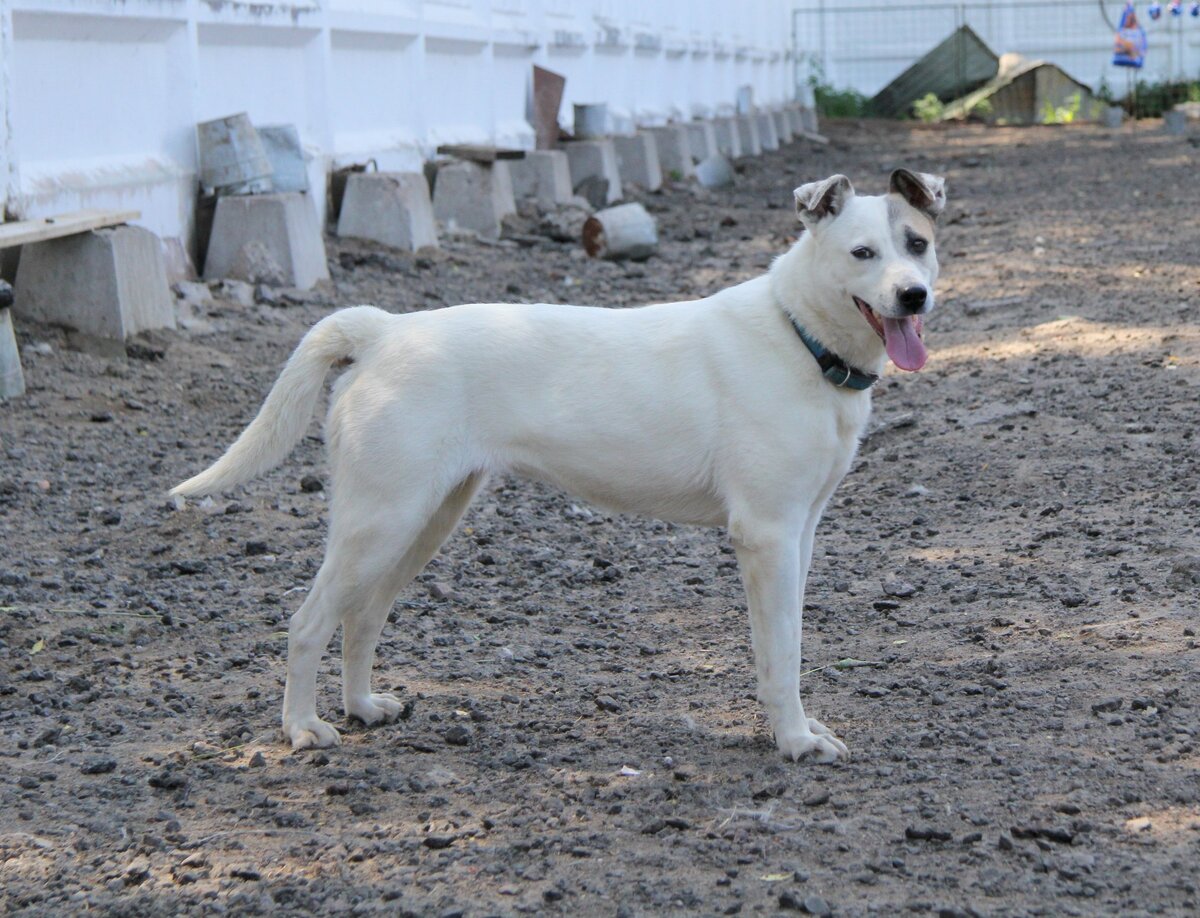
908, 237, 928, 255
851, 246, 875, 260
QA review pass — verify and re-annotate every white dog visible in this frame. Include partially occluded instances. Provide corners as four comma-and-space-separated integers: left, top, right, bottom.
173, 169, 945, 762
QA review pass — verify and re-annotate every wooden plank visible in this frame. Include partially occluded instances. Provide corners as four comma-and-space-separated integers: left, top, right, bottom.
0, 209, 141, 249
435, 144, 526, 164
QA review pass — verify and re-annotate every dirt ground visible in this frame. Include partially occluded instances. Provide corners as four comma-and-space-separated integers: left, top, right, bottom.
1, 119, 1198, 917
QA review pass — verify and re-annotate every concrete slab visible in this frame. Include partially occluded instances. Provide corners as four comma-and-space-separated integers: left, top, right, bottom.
611, 133, 663, 192
204, 193, 329, 290
337, 172, 438, 251
433, 160, 517, 239
0, 309, 24, 399
15, 225, 175, 349
713, 117, 743, 159
562, 140, 623, 205
647, 126, 694, 180
773, 109, 794, 144
736, 115, 762, 157
507, 150, 574, 209
685, 121, 718, 162
757, 112, 780, 151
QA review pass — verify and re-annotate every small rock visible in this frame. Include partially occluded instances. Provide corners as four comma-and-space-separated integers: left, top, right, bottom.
248, 751, 266, 768
90, 411, 114, 423
442, 725, 472, 747
300, 474, 324, 493
98, 509, 122, 526
595, 695, 622, 713
1091, 697, 1122, 714
245, 540, 270, 557
423, 834, 455, 849
803, 791, 830, 807
883, 578, 917, 598
429, 581, 463, 602
229, 866, 261, 881
254, 284, 280, 306
906, 826, 952, 842
80, 757, 118, 775
148, 769, 188, 790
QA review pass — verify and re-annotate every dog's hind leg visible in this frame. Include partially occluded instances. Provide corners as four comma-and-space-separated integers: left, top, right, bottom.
281, 471, 463, 749
340, 472, 486, 726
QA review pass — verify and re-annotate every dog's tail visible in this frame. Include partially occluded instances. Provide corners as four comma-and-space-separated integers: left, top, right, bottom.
170, 305, 391, 498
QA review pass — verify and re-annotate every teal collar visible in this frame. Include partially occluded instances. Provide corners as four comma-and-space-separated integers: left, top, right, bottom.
788, 315, 879, 391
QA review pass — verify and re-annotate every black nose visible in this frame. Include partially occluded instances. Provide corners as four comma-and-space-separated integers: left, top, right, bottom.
897, 285, 928, 314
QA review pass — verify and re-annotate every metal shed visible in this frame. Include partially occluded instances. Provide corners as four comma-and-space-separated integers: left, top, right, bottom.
869, 25, 1000, 119
941, 55, 1101, 125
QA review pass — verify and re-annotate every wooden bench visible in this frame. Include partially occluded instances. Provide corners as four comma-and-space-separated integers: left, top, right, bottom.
0, 209, 140, 250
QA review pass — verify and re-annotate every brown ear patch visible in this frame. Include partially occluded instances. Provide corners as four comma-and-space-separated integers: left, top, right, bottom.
793, 175, 854, 223
889, 169, 946, 219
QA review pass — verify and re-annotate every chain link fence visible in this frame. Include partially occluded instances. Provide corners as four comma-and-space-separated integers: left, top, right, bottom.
792, 0, 1200, 116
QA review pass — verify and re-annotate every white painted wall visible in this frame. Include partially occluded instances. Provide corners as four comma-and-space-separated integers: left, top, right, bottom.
0, 0, 795, 264
793, 0, 1200, 101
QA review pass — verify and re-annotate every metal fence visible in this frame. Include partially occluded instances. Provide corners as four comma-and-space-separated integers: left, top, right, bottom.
792, 0, 1200, 109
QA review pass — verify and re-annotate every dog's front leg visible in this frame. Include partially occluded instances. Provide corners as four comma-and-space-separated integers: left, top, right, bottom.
734, 522, 848, 763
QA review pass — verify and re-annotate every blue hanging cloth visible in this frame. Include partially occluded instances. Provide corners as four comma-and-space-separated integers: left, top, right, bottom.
1113, 3, 1148, 68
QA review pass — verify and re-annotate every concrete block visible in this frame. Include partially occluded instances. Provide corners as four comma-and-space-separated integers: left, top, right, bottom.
337, 172, 438, 251
773, 109, 794, 144
785, 107, 806, 138
713, 117, 743, 159
507, 150, 574, 209
757, 112, 780, 151
647, 126, 694, 180
736, 115, 762, 157
612, 133, 663, 192
685, 121, 718, 162
695, 155, 734, 189
562, 140, 623, 205
432, 160, 517, 239
0, 309, 24, 399
204, 193, 329, 290
15, 225, 175, 348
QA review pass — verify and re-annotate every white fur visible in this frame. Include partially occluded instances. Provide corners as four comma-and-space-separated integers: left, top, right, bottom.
173, 172, 943, 762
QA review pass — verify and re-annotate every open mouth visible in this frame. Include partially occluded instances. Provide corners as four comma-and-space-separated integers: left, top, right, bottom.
853, 296, 927, 372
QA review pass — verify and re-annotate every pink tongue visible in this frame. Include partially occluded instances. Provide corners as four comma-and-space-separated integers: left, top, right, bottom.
882, 316, 927, 371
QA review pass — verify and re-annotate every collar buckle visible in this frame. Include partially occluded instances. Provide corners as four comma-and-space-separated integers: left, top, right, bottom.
788, 314, 879, 391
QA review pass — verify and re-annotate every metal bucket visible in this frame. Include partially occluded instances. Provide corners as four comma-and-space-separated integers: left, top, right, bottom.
573, 103, 609, 140
257, 124, 309, 193
197, 113, 273, 195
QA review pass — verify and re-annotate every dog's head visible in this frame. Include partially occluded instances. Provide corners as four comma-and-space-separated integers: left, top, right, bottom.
793, 170, 945, 371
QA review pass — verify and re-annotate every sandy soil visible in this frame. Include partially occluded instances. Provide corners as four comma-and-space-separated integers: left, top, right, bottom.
1, 120, 1198, 917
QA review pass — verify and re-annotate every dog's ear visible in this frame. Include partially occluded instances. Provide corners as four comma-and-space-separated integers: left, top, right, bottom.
793, 174, 854, 226
889, 169, 946, 220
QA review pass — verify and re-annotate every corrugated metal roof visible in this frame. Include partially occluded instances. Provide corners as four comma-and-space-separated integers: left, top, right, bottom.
869, 26, 999, 119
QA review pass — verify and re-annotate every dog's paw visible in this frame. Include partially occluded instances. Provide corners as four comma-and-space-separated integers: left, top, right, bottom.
345, 692, 405, 727
284, 717, 342, 751
775, 721, 849, 764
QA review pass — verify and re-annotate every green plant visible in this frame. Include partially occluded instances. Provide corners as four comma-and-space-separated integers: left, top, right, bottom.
806, 60, 869, 118
1125, 78, 1200, 118
1041, 92, 1082, 125
912, 93, 944, 123
968, 97, 993, 120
